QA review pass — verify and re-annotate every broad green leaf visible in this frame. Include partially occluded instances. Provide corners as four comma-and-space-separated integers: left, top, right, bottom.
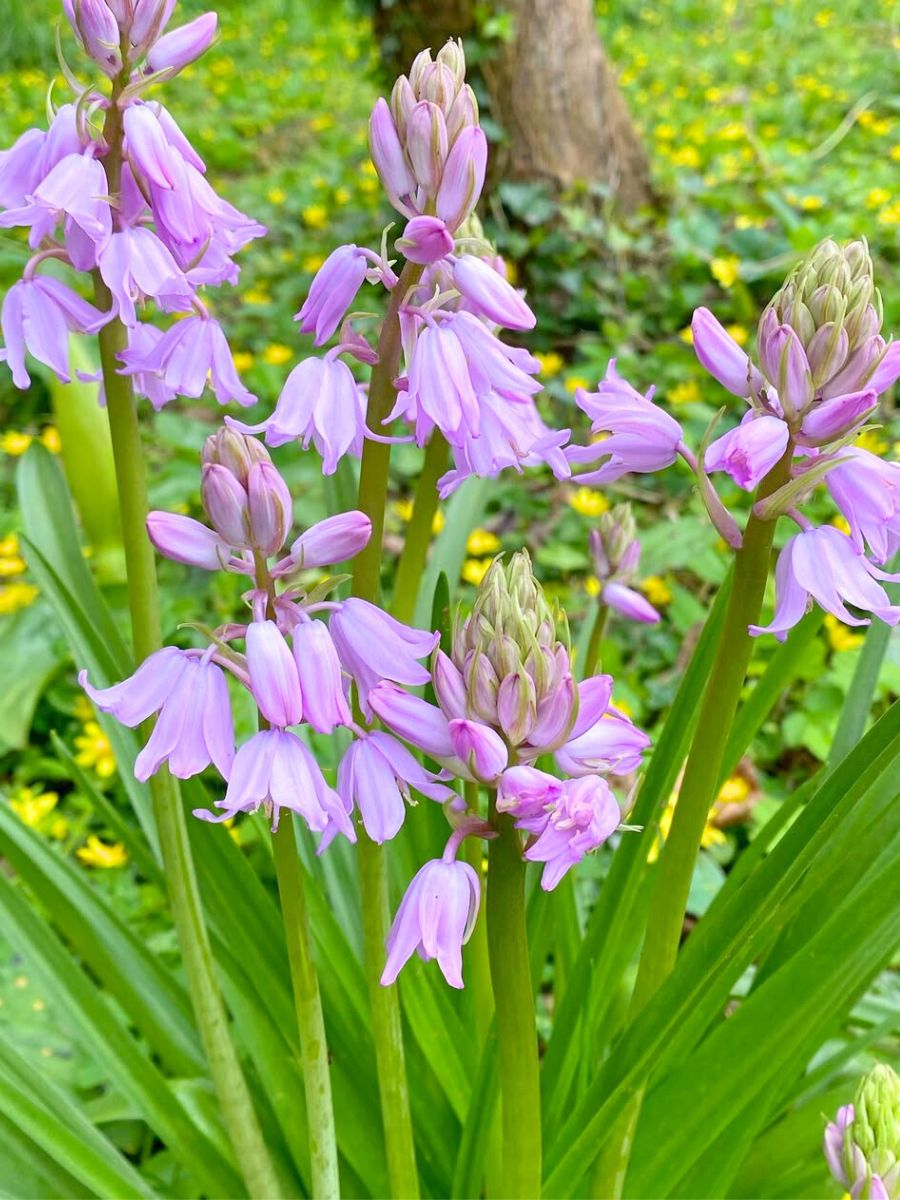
0, 871, 242, 1198
0, 1111, 91, 1200
413, 476, 491, 627
0, 600, 62, 751
0, 1030, 155, 1199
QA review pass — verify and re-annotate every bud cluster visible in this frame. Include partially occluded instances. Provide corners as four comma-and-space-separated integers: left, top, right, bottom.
825, 1065, 900, 1200
589, 505, 661, 625
369, 41, 486, 233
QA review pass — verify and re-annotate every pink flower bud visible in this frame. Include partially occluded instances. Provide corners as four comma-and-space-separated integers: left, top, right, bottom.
130, 0, 176, 51
397, 216, 454, 265
123, 104, 181, 189
602, 582, 661, 625
286, 511, 372, 570
147, 11, 217, 74
448, 718, 508, 783
369, 98, 416, 216
406, 101, 448, 195
201, 426, 270, 482
691, 306, 763, 398
496, 670, 537, 745
246, 620, 303, 728
432, 649, 467, 719
798, 389, 878, 445
452, 255, 536, 331
63, 0, 122, 77
146, 511, 229, 570
247, 461, 292, 556
200, 463, 250, 546
296, 244, 368, 345
435, 127, 487, 232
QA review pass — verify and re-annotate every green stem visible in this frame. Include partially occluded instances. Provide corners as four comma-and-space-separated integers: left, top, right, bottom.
272, 822, 340, 1199
92, 82, 279, 1200
391, 433, 449, 623
351, 259, 423, 1199
583, 603, 609, 679
631, 445, 794, 1008
486, 798, 542, 1199
358, 834, 419, 1198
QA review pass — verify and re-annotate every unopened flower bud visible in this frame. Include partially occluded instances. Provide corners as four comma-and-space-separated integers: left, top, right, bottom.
406, 101, 448, 194
852, 1065, 900, 1183
202, 426, 270, 483
397, 216, 454, 265
146, 11, 217, 75
63, 0, 122, 76
200, 462, 250, 547
247, 461, 292, 556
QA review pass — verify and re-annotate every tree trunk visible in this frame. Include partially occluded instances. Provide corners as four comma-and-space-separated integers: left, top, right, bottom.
484, 0, 653, 210
373, 0, 477, 83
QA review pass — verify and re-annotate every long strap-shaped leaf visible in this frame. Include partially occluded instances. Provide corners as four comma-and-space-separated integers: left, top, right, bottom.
0, 1031, 156, 1199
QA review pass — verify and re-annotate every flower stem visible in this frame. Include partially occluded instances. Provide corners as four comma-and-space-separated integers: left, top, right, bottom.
93, 303, 280, 1198
272, 821, 340, 1199
351, 259, 423, 1199
583, 603, 609, 679
487, 796, 542, 1199
631, 445, 794, 1008
391, 433, 449, 624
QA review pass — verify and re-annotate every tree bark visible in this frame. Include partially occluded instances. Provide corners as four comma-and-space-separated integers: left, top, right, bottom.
484, 0, 653, 210
373, 0, 477, 83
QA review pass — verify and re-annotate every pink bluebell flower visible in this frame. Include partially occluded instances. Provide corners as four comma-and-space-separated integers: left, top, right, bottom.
296, 245, 370, 345
524, 775, 622, 891
80, 648, 235, 782
381, 856, 480, 989
750, 526, 900, 639
338, 730, 453, 844
704, 413, 790, 492
118, 312, 255, 407
329, 600, 438, 715
0, 275, 110, 389
826, 449, 900, 565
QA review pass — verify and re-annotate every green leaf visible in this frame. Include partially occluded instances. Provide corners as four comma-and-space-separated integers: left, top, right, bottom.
0, 600, 63, 751
414, 476, 491, 626
0, 1030, 155, 1199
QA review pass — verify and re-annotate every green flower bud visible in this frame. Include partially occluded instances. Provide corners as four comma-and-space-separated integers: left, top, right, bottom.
852, 1064, 900, 1178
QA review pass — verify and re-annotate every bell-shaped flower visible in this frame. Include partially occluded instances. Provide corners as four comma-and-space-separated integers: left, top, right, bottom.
147, 510, 231, 570
80, 647, 234, 782
296, 244, 369, 345
750, 526, 900, 640
62, 0, 121, 76
434, 126, 487, 232
118, 313, 254, 407
246, 619, 303, 728
146, 11, 218, 75
602, 581, 661, 625
329, 600, 438, 714
97, 226, 193, 326
704, 412, 790, 492
826, 448, 900, 565
277, 511, 371, 574
1, 275, 109, 389
122, 103, 183, 190
369, 681, 458, 761
496, 764, 564, 834
397, 216, 454, 265
0, 153, 112, 252
229, 354, 365, 473
338, 730, 453, 844
797, 389, 878, 446
448, 718, 508, 783
381, 857, 480, 988
291, 619, 352, 734
555, 706, 650, 779
193, 727, 355, 838
120, 325, 179, 411
568, 360, 685, 485
524, 775, 621, 891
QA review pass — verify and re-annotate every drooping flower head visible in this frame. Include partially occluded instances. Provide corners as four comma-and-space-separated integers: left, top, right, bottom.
589, 504, 661, 625
825, 1065, 900, 1200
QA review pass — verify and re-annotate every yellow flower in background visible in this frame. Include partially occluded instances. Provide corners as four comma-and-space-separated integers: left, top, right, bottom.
585, 575, 602, 598
267, 186, 287, 204
9, 787, 59, 828
0, 582, 38, 614
648, 793, 726, 863
76, 836, 128, 869
233, 351, 255, 373
669, 380, 701, 405
671, 146, 701, 168
49, 816, 69, 840
334, 187, 351, 205
866, 187, 890, 208
856, 429, 888, 455
74, 722, 116, 779
263, 343, 293, 366
679, 326, 694, 345
535, 351, 564, 378
831, 514, 852, 535
877, 201, 900, 226
725, 323, 749, 346
641, 575, 673, 606
73, 694, 93, 723
711, 255, 741, 288
40, 427, 61, 453
814, 8, 834, 26
302, 204, 328, 228
568, 486, 610, 518
717, 775, 750, 805
735, 214, 767, 230
462, 558, 493, 586
466, 528, 501, 556
432, 510, 446, 535
565, 375, 590, 394
0, 431, 33, 456
302, 253, 326, 272
309, 115, 334, 133
824, 613, 864, 652
0, 534, 25, 577
244, 287, 270, 305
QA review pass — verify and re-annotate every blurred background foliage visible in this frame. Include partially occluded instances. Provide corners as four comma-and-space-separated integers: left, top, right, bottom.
0, 0, 897, 1137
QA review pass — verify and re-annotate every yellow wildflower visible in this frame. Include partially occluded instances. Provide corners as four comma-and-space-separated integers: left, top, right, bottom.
649, 794, 725, 863
710, 255, 741, 289
40, 426, 61, 454
535, 351, 564, 378
824, 613, 864, 652
0, 431, 33, 456
890, 146, 900, 163
432, 510, 445, 535
814, 8, 833, 25
725, 323, 749, 346
267, 187, 287, 205
76, 836, 128, 869
866, 188, 891, 209
302, 204, 328, 229
74, 722, 117, 779
462, 558, 493, 586
309, 115, 334, 133
565, 375, 591, 394
718, 121, 746, 141
655, 123, 676, 141
49, 816, 69, 840
244, 287, 271, 305
669, 380, 701, 405
466, 528, 501, 556
334, 187, 351, 205
856, 430, 888, 455
641, 575, 672, 606
877, 201, 900, 226
9, 787, 59, 828
679, 326, 694, 345
73, 694, 94, 723
263, 343, 293, 366
232, 351, 255, 373
585, 575, 601, 598
717, 775, 750, 805
831, 514, 851, 535
568, 487, 610, 518
671, 146, 701, 169
302, 254, 326, 273
0, 582, 38, 614
800, 195, 825, 212
394, 498, 413, 522
735, 214, 765, 230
